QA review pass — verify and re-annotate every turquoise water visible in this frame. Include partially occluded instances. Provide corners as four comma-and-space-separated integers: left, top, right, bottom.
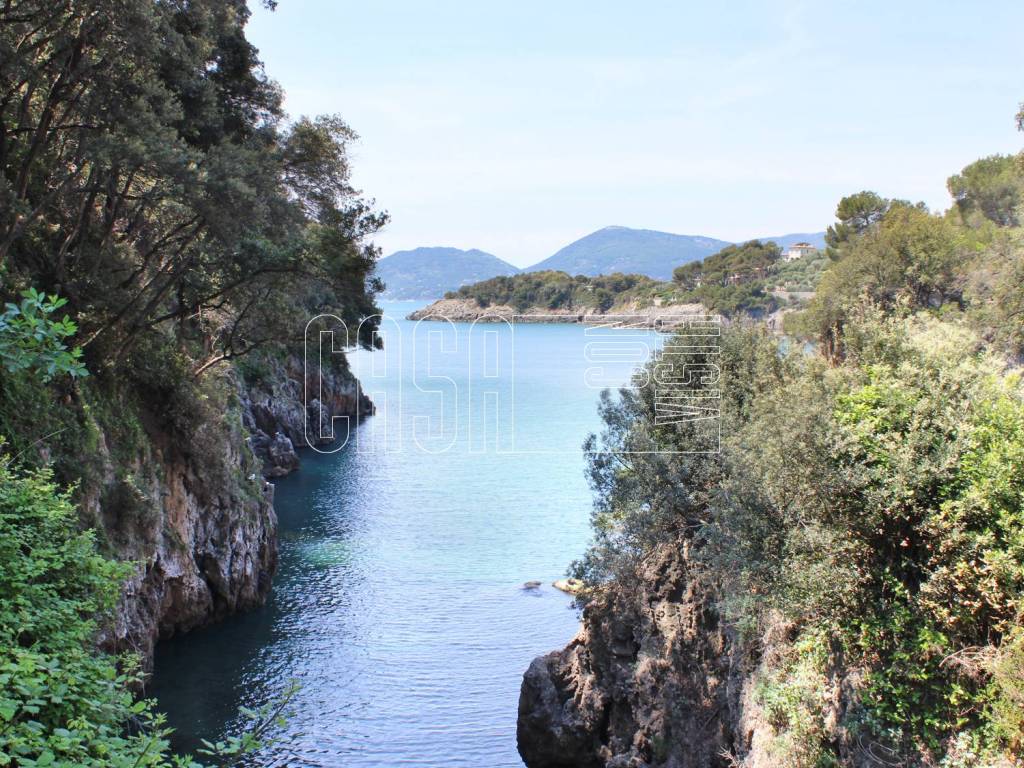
151, 301, 663, 767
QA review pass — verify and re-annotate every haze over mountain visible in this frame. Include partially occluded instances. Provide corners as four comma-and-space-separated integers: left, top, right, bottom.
379, 228, 827, 298
377, 247, 520, 299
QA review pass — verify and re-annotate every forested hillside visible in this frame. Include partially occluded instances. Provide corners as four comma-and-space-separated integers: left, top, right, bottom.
446, 271, 665, 312
446, 239, 827, 318
525, 226, 731, 279
519, 141, 1024, 767
522, 226, 826, 280
0, 1, 382, 765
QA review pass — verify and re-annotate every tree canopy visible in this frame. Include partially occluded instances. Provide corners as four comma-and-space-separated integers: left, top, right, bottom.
671, 239, 783, 315
948, 153, 1024, 228
1, 0, 385, 378
577, 110, 1024, 765
0, 2, 385, 764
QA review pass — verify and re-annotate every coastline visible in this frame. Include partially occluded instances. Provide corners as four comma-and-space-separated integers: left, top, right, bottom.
407, 296, 709, 328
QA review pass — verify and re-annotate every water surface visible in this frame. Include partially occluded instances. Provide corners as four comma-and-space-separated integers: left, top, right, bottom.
152, 301, 663, 766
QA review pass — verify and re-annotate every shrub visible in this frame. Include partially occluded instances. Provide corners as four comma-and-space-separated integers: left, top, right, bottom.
0, 453, 178, 767
0, 289, 86, 382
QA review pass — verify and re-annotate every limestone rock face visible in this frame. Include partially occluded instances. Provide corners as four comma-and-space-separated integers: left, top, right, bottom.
240, 353, 373, 478
249, 430, 300, 477
517, 546, 748, 768
516, 537, 876, 768
86, 353, 371, 667
86, 401, 278, 668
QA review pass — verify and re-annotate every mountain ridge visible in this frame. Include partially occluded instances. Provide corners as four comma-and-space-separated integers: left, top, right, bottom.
524, 225, 732, 280
379, 227, 826, 298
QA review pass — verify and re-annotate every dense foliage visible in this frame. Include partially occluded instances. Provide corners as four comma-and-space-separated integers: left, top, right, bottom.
577, 142, 1024, 765
0, 455, 176, 767
0, 452, 292, 768
789, 200, 968, 359
672, 239, 784, 314
446, 270, 662, 312
0, 1, 383, 765
0, 288, 86, 381
1, 0, 384, 376
949, 154, 1024, 228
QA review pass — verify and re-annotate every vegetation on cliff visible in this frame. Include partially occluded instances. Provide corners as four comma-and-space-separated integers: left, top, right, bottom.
0, 456, 171, 767
1, 0, 382, 764
1, 0, 384, 479
569, 140, 1024, 765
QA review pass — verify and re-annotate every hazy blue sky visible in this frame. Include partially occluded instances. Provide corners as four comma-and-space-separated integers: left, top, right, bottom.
247, 1, 1024, 267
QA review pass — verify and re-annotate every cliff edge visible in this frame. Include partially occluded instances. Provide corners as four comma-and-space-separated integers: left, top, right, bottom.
517, 542, 861, 768
517, 544, 746, 768
74, 353, 373, 666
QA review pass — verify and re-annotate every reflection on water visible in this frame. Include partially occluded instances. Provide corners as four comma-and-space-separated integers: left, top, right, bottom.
151, 301, 663, 767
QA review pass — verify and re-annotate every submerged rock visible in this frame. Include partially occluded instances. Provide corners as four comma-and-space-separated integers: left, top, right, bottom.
523, 581, 543, 590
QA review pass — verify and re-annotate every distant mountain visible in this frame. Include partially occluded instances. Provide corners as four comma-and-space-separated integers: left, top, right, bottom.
376, 247, 520, 300
522, 226, 827, 281
380, 230, 828, 296
525, 227, 731, 281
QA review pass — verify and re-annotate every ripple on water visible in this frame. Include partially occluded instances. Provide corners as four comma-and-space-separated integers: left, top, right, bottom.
151, 306, 663, 767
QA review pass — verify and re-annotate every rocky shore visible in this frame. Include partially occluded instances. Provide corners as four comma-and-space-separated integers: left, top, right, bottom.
517, 545, 746, 768
408, 297, 707, 328
516, 542, 858, 768
241, 353, 374, 478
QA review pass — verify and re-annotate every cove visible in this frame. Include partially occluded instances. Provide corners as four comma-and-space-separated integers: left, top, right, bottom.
150, 300, 664, 767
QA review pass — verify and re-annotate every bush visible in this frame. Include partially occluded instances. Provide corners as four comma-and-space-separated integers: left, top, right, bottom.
0, 453, 179, 767
0, 289, 86, 382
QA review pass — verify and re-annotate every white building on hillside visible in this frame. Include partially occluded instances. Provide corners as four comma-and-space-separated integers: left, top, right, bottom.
784, 242, 817, 261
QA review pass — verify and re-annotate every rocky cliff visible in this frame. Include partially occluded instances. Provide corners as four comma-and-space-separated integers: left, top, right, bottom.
87, 391, 277, 667
240, 352, 374, 478
517, 543, 744, 768
517, 543, 859, 768
77, 353, 372, 667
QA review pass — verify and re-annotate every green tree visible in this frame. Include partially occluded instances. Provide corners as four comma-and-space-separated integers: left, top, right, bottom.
796, 202, 964, 359
0, 0, 385, 376
947, 153, 1024, 228
671, 240, 781, 315
824, 191, 892, 256
576, 315, 1024, 764
0, 454, 176, 766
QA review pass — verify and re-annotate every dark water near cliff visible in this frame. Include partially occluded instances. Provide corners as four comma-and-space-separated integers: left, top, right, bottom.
151, 301, 664, 767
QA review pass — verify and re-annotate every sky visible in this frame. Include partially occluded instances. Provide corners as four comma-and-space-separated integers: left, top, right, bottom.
246, 1, 1024, 268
